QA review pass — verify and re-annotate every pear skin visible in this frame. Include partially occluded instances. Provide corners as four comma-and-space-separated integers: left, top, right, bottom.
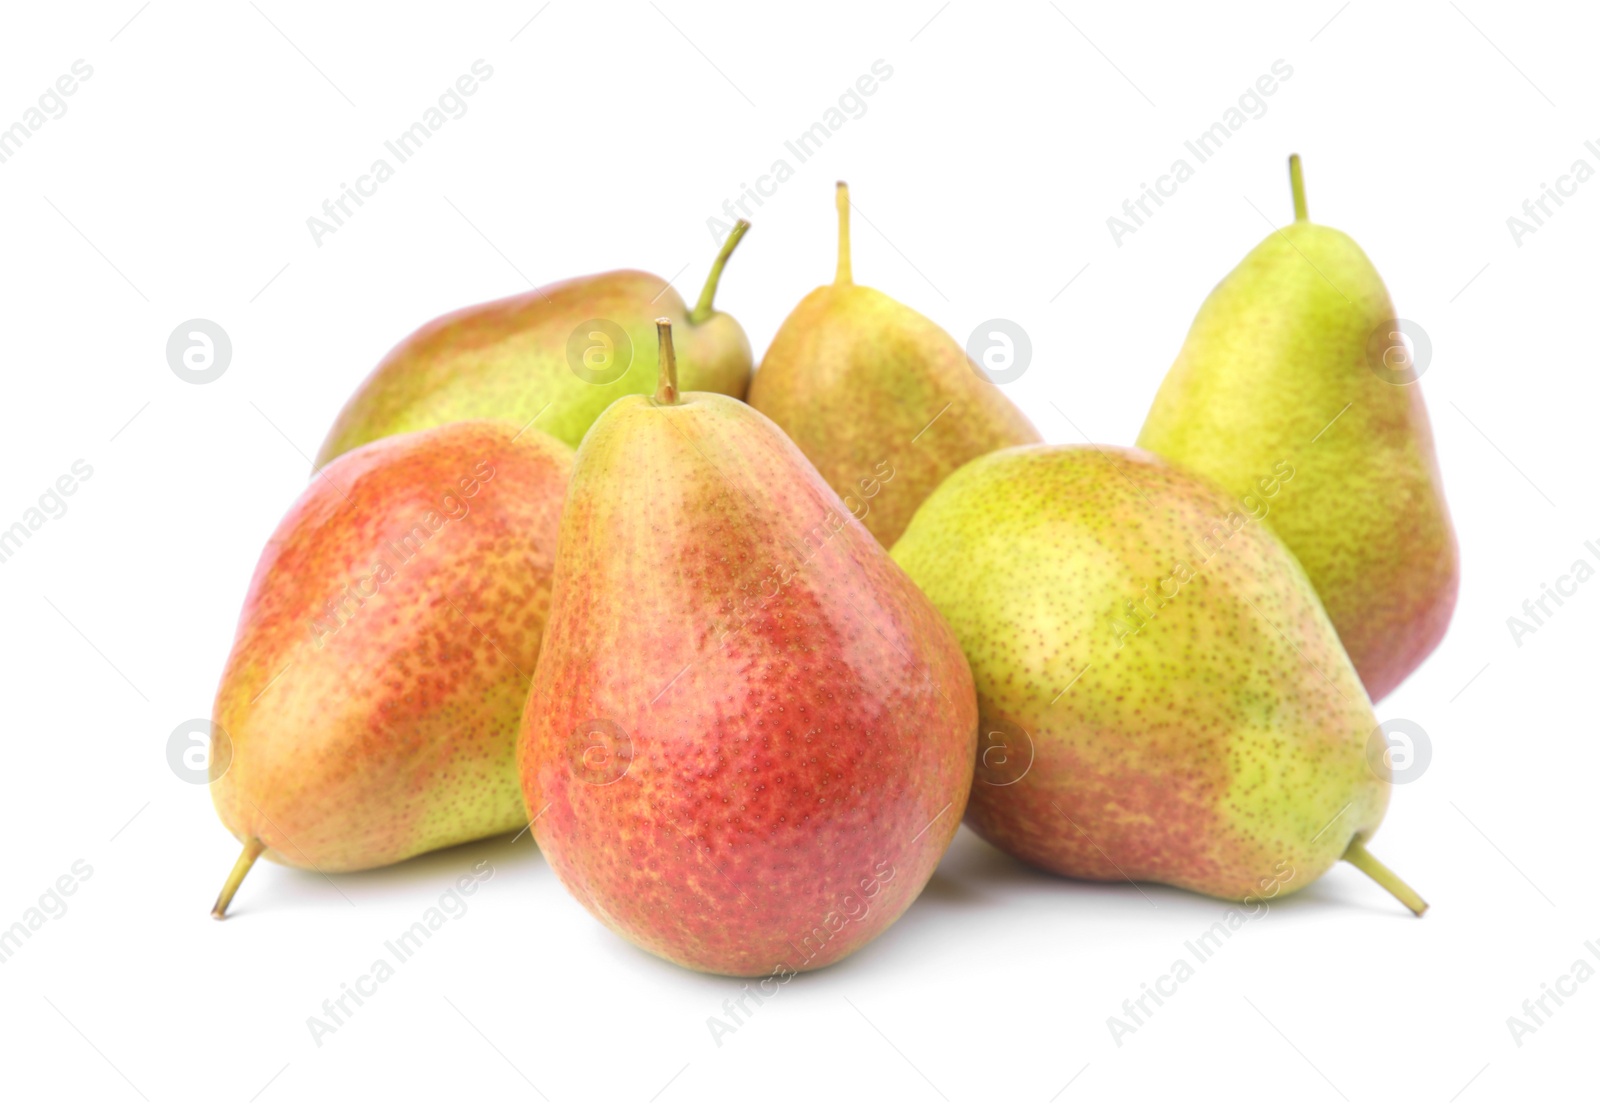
518, 321, 978, 976
210, 420, 572, 917
892, 444, 1426, 914
1137, 156, 1458, 701
315, 223, 753, 466
747, 184, 1040, 547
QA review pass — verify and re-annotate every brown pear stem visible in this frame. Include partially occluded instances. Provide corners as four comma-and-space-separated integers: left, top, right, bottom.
834, 181, 852, 285
688, 218, 750, 325
211, 837, 266, 920
1342, 838, 1427, 917
1288, 153, 1307, 221
655, 318, 679, 405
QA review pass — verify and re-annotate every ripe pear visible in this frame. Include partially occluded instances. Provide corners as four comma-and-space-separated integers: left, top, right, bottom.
315, 222, 754, 465
746, 183, 1040, 547
1137, 156, 1458, 701
892, 444, 1427, 914
518, 320, 978, 976
210, 420, 572, 918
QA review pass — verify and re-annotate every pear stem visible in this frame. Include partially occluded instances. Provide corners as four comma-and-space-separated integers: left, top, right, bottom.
1288, 153, 1308, 221
834, 181, 852, 285
1342, 838, 1427, 917
211, 837, 266, 920
655, 318, 679, 405
688, 218, 750, 325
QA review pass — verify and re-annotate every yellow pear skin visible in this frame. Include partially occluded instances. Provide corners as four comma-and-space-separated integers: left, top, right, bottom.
1137, 157, 1458, 702
747, 184, 1040, 547
315, 223, 753, 466
892, 444, 1427, 914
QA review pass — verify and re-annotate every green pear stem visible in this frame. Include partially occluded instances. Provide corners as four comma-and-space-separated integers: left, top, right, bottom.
1342, 838, 1427, 917
655, 318, 679, 405
688, 218, 750, 325
834, 181, 852, 286
211, 837, 266, 920
1288, 153, 1307, 221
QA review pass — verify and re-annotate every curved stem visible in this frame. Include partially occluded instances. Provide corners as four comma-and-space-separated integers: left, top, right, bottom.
1342, 838, 1427, 916
834, 181, 852, 285
655, 318, 679, 405
688, 218, 750, 325
1288, 153, 1308, 221
211, 837, 266, 920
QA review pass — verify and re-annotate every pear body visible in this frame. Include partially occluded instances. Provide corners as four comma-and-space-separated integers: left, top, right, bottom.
748, 278, 1039, 548
212, 421, 571, 876
1137, 220, 1457, 701
892, 445, 1389, 903
316, 269, 751, 465
519, 390, 976, 976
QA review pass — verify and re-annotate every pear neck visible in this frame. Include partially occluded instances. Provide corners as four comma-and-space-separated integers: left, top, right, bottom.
655, 318, 680, 405
689, 219, 750, 325
834, 181, 853, 285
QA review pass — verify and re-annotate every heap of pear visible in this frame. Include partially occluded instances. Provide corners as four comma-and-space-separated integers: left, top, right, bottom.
206, 167, 1442, 947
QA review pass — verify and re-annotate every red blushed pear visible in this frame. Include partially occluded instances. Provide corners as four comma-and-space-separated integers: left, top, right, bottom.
209, 421, 572, 918
518, 320, 978, 977
747, 183, 1041, 547
892, 445, 1428, 916
315, 221, 754, 466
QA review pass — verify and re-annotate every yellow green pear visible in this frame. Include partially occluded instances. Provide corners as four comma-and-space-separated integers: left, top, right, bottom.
747, 183, 1040, 547
892, 443, 1427, 914
315, 223, 754, 466
1138, 156, 1457, 701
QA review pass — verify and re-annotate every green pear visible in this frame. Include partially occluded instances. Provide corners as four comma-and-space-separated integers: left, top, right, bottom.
1137, 156, 1457, 701
892, 443, 1426, 914
315, 222, 754, 466
747, 183, 1040, 547
518, 320, 978, 976
210, 420, 571, 918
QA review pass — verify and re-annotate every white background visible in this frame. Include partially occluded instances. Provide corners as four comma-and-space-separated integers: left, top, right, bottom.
0, 1, 1592, 1102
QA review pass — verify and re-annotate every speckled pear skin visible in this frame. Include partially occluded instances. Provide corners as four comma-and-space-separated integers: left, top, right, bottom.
1137, 190, 1457, 702
747, 185, 1040, 548
212, 421, 571, 874
315, 267, 752, 466
519, 390, 977, 977
891, 445, 1390, 904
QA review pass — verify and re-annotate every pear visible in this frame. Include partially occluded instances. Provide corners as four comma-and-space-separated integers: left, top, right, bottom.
518, 320, 978, 976
892, 443, 1427, 914
314, 222, 754, 466
209, 420, 571, 918
746, 183, 1040, 547
1137, 156, 1457, 701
